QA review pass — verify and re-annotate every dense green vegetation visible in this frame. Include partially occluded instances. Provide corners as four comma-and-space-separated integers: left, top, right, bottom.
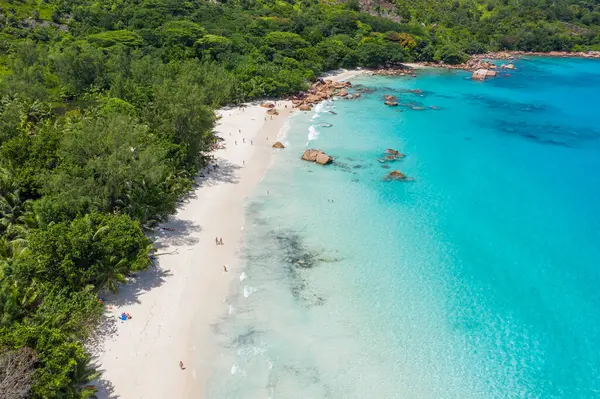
0, 0, 599, 396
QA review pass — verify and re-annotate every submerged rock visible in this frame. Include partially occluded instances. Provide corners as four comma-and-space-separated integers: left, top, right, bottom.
385, 170, 414, 181
385, 100, 399, 106
272, 141, 285, 149
389, 170, 406, 179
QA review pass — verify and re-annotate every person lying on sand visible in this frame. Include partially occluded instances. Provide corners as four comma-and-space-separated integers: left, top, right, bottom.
120, 312, 132, 320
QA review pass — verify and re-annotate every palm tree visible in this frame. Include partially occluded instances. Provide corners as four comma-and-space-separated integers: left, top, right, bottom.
63, 357, 100, 399
96, 256, 129, 293
0, 174, 37, 240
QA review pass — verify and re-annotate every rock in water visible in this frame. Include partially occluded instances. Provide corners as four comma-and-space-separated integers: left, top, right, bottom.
385, 170, 414, 181
385, 100, 399, 106
315, 152, 333, 165
301, 149, 321, 162
338, 88, 348, 97
272, 141, 285, 149
472, 69, 488, 80
301, 149, 333, 165
298, 104, 312, 111
388, 170, 406, 179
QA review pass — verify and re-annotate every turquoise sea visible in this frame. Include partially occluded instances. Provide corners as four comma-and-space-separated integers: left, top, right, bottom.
207, 58, 600, 398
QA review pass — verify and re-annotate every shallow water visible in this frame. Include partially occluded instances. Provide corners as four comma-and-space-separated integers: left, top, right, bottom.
206, 58, 600, 398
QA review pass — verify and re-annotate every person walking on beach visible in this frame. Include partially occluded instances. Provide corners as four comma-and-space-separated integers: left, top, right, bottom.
223, 265, 228, 272
179, 361, 185, 370
215, 237, 219, 245
219, 238, 224, 245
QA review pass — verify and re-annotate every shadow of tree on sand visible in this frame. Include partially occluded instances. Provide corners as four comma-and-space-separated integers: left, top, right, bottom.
194, 158, 241, 188
111, 265, 172, 307
91, 374, 118, 399
89, 157, 236, 397
152, 217, 203, 251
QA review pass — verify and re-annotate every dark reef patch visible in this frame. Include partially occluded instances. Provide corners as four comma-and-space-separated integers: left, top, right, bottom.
462, 93, 550, 114
493, 120, 600, 147
269, 229, 342, 307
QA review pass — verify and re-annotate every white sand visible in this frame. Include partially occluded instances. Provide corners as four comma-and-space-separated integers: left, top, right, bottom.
92, 101, 294, 398
323, 68, 366, 81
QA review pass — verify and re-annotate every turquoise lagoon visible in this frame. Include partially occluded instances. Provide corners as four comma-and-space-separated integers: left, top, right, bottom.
207, 58, 600, 398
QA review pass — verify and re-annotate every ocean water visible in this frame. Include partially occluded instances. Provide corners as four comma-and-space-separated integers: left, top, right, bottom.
206, 58, 600, 398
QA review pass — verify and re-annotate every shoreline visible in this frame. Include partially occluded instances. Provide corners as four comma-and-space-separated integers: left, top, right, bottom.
92, 100, 294, 398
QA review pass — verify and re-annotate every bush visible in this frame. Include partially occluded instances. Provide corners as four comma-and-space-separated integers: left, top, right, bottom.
435, 44, 469, 64
87, 30, 143, 47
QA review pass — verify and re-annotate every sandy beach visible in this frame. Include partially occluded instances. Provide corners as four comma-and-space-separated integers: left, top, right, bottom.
92, 100, 294, 398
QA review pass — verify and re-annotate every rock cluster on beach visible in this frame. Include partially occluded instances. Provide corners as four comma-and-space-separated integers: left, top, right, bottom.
474, 50, 600, 60
371, 68, 417, 77
272, 141, 285, 149
292, 79, 354, 111
301, 149, 333, 165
